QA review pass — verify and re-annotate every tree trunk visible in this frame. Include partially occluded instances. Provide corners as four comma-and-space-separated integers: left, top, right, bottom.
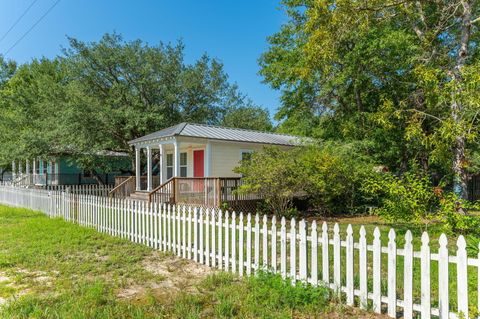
451, 0, 472, 200
452, 134, 468, 200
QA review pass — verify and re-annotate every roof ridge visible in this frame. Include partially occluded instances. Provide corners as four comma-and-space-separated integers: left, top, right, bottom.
184, 122, 298, 138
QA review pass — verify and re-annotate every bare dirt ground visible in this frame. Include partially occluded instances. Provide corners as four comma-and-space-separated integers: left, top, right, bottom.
117, 251, 216, 302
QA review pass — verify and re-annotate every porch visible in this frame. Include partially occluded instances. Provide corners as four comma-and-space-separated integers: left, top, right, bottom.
110, 176, 261, 211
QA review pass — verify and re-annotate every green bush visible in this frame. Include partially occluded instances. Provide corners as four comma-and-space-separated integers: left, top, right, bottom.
235, 142, 375, 216
362, 170, 439, 225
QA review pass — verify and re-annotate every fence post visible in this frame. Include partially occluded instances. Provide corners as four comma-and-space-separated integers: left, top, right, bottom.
438, 234, 449, 319
311, 221, 318, 286
373, 227, 382, 313
290, 218, 296, 283
262, 214, 268, 269
246, 213, 252, 275
403, 230, 413, 319
271, 215, 277, 272
231, 211, 237, 273
359, 226, 367, 309
299, 219, 307, 283
322, 222, 329, 285
346, 224, 354, 306
254, 214, 260, 272
457, 235, 468, 319
333, 223, 341, 292
239, 212, 244, 277
281, 217, 286, 279
387, 229, 397, 318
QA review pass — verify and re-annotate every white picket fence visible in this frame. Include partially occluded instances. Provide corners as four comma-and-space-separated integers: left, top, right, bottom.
0, 185, 478, 319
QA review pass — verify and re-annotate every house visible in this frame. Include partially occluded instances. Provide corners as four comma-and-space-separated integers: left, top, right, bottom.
111, 122, 303, 210
11, 153, 131, 187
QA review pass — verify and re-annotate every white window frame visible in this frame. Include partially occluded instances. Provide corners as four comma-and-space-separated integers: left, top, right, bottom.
180, 152, 187, 177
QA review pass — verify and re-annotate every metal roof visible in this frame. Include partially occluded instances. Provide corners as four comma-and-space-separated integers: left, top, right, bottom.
128, 123, 303, 146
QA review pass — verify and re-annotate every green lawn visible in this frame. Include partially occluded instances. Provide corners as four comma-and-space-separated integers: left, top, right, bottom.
0, 205, 382, 319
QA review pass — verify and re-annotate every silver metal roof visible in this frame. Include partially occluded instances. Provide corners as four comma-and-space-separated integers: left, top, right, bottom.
128, 123, 303, 146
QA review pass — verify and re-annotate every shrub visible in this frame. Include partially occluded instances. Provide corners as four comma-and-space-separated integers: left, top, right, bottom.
235, 142, 376, 216
362, 170, 439, 225
298, 142, 375, 214
234, 147, 304, 215
437, 192, 480, 235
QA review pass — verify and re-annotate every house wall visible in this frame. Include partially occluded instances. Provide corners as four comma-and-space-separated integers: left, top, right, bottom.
210, 141, 266, 177
156, 138, 295, 180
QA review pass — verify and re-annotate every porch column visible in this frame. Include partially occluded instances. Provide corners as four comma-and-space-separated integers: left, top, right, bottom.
26, 159, 30, 184
174, 140, 180, 177
205, 141, 212, 177
135, 147, 141, 191
18, 161, 22, 176
158, 144, 164, 184
146, 146, 152, 191
11, 161, 16, 180
32, 159, 37, 185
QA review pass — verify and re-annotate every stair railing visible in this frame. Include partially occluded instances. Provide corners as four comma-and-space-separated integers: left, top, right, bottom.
108, 176, 135, 198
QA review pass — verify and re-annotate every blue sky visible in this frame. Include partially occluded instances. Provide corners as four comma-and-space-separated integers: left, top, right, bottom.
0, 0, 287, 115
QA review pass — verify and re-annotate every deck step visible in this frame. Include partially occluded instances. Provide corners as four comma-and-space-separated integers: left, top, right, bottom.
129, 191, 150, 201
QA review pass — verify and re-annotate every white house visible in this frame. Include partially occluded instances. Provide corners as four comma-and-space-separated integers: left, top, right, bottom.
112, 123, 302, 208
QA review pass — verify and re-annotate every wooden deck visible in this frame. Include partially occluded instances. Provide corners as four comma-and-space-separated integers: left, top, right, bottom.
110, 176, 262, 212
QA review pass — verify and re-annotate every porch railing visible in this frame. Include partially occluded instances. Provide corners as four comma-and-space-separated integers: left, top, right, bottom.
148, 177, 262, 208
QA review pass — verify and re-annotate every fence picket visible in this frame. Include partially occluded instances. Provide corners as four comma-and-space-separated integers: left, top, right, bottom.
311, 221, 318, 286
373, 227, 382, 314
271, 215, 277, 272
359, 226, 367, 310
404, 230, 413, 319
254, 214, 260, 272
246, 213, 252, 276
281, 217, 286, 279
239, 212, 244, 277
346, 224, 354, 306
290, 218, 296, 282
231, 211, 237, 273
387, 229, 397, 318
333, 223, 341, 292
218, 210, 223, 269
299, 219, 307, 282
322, 222, 329, 284
457, 235, 468, 319
199, 208, 204, 264
262, 215, 268, 269
438, 234, 449, 319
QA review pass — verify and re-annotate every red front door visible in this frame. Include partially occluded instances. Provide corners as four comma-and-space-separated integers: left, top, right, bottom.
193, 150, 205, 177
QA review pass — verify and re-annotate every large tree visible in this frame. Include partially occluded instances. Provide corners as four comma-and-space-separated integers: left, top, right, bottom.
0, 33, 271, 171
260, 0, 480, 199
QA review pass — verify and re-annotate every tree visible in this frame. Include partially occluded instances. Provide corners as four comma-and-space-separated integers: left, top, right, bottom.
221, 104, 273, 131
60, 33, 266, 168
0, 33, 265, 172
260, 0, 480, 199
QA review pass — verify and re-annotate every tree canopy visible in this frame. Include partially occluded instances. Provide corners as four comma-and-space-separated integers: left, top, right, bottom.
260, 0, 480, 199
0, 33, 272, 171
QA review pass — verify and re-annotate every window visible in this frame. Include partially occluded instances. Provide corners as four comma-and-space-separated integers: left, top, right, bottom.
166, 154, 173, 179
167, 153, 188, 178
180, 152, 187, 177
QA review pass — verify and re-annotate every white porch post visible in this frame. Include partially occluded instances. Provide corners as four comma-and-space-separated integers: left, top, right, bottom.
26, 159, 30, 184
32, 159, 37, 185
11, 161, 16, 180
174, 140, 180, 177
18, 161, 22, 175
158, 144, 164, 184
146, 146, 152, 191
135, 147, 141, 191
205, 141, 212, 177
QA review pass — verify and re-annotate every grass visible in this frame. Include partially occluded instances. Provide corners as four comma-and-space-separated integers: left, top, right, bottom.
0, 205, 380, 319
